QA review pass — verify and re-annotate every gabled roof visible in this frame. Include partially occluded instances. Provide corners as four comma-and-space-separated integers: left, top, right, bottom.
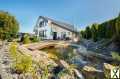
39, 16, 77, 33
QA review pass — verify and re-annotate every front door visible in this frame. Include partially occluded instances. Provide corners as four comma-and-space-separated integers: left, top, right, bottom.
63, 34, 66, 39
53, 32, 57, 40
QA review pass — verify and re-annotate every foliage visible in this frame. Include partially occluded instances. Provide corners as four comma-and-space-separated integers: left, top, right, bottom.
23, 34, 31, 44
85, 26, 92, 39
21, 34, 40, 44
80, 13, 120, 45
14, 55, 33, 73
0, 11, 19, 40
111, 52, 120, 61
91, 23, 98, 42
9, 42, 33, 73
58, 64, 76, 79
80, 30, 86, 38
9, 42, 56, 79
9, 42, 18, 58
30, 36, 39, 42
36, 61, 54, 79
115, 15, 120, 36
41, 65, 49, 79
58, 69, 69, 77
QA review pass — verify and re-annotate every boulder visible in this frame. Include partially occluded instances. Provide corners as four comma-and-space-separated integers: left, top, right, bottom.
12, 74, 19, 79
59, 60, 69, 69
59, 74, 75, 79
103, 63, 117, 79
25, 73, 33, 79
18, 46, 57, 67
59, 60, 84, 79
71, 55, 87, 67
82, 65, 104, 79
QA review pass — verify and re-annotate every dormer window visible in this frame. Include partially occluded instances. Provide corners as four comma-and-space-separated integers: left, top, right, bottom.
39, 21, 46, 27
39, 21, 43, 27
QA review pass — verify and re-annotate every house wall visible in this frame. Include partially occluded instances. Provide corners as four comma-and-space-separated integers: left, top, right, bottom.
34, 18, 76, 40
50, 23, 75, 39
34, 21, 52, 39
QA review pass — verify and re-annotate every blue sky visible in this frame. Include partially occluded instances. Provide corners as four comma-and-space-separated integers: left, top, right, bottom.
0, 0, 120, 32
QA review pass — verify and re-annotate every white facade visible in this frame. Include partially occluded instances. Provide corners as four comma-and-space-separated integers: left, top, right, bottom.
33, 16, 77, 40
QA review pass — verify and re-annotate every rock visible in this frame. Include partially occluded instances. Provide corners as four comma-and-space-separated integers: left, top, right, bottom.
52, 66, 63, 75
18, 46, 57, 67
71, 55, 87, 67
103, 63, 116, 78
59, 60, 69, 69
59, 74, 75, 79
77, 46, 95, 58
103, 63, 115, 70
82, 65, 104, 79
77, 45, 88, 54
83, 65, 103, 72
73, 37, 80, 43
12, 74, 18, 79
74, 69, 84, 79
0, 42, 13, 79
108, 42, 119, 52
59, 60, 84, 79
18, 74, 25, 79
48, 74, 56, 79
25, 73, 33, 79
77, 46, 113, 61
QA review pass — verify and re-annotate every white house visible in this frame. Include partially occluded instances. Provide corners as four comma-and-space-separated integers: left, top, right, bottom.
33, 16, 78, 40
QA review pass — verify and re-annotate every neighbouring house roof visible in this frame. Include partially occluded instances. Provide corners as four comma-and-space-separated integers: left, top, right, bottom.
39, 16, 77, 33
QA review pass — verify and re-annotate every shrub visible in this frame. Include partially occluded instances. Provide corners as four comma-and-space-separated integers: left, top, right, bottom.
0, 11, 19, 40
13, 55, 33, 73
9, 42, 33, 73
58, 64, 76, 79
23, 34, 31, 44
9, 42, 18, 58
30, 36, 39, 42
111, 52, 120, 61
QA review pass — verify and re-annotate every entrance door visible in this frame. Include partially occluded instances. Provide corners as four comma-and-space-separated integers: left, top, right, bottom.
53, 32, 57, 40
63, 34, 66, 39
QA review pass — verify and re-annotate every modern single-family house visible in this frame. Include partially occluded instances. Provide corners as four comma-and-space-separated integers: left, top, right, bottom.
33, 16, 78, 40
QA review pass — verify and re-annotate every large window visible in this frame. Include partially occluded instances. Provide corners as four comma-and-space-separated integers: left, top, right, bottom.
39, 21, 47, 27
35, 30, 38, 35
39, 30, 46, 37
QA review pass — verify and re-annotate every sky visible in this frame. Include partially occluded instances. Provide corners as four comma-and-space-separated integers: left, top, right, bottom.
0, 0, 120, 33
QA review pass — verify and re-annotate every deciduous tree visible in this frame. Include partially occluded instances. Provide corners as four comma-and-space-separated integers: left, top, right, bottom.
0, 11, 19, 40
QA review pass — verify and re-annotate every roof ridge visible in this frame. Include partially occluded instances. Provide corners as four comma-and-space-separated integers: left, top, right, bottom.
39, 16, 77, 32
39, 16, 74, 26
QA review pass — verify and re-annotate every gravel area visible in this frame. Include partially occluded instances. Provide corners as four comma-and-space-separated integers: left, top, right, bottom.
0, 41, 13, 79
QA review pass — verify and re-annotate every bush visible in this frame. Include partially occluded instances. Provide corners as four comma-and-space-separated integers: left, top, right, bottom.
23, 34, 31, 44
9, 42, 18, 58
13, 55, 33, 73
0, 11, 19, 40
9, 42, 33, 73
58, 64, 76, 79
111, 52, 120, 61
30, 36, 39, 42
